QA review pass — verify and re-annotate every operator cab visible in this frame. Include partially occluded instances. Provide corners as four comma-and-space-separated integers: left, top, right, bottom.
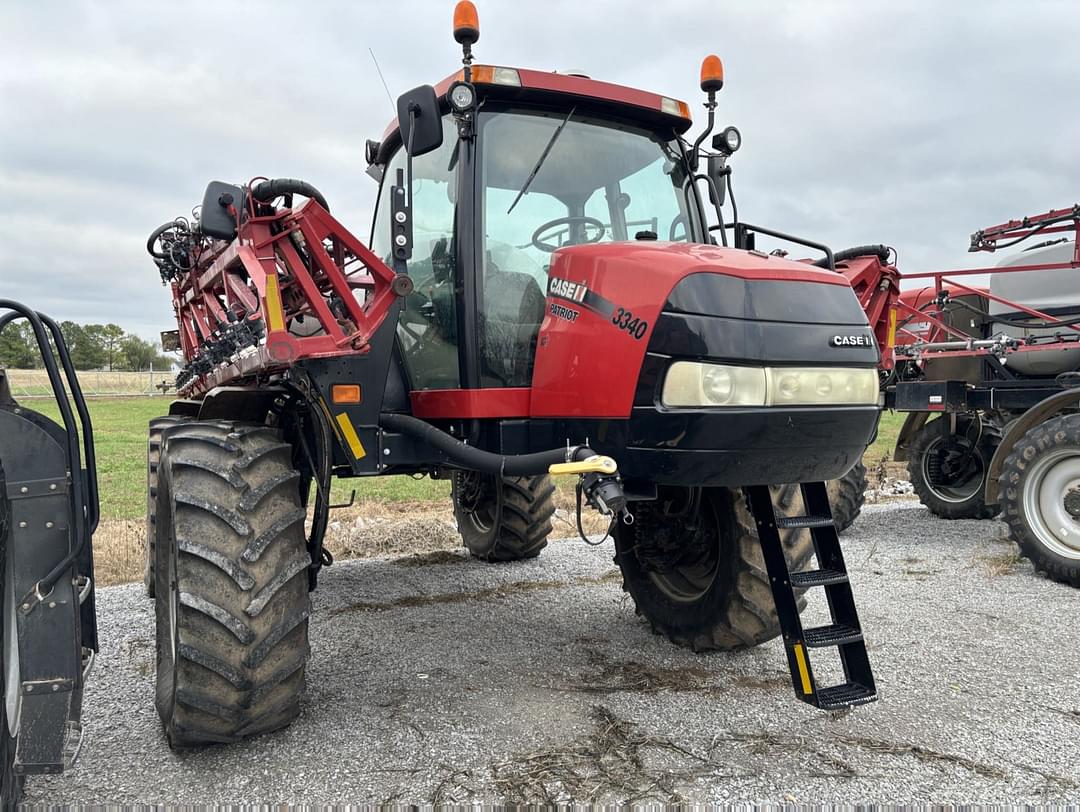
369, 66, 705, 393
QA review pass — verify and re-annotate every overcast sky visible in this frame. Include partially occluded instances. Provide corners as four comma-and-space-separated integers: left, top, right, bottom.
2, 0, 1079, 340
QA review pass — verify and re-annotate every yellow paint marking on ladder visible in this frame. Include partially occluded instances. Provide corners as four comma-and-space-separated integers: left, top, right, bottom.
793, 643, 812, 695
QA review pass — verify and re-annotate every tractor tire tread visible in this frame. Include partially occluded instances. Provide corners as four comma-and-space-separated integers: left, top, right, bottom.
453, 473, 556, 562
1000, 414, 1080, 588
155, 421, 310, 748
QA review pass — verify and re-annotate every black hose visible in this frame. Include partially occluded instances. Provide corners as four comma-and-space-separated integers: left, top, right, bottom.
251, 178, 330, 213
380, 413, 576, 476
813, 244, 891, 268
147, 220, 178, 259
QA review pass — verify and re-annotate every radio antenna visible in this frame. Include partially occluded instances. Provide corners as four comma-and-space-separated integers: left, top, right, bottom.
368, 48, 396, 114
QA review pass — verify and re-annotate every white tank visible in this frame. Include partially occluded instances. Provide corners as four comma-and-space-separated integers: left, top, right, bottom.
989, 240, 1080, 376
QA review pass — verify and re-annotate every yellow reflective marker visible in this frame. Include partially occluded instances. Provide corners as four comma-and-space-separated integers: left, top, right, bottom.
264, 274, 286, 332
886, 306, 898, 349
335, 413, 367, 460
793, 643, 812, 695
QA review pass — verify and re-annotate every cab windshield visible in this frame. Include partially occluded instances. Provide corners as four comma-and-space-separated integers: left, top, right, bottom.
477, 108, 696, 386
371, 107, 698, 391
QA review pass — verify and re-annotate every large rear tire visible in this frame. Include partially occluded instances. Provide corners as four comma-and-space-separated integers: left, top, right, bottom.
154, 422, 311, 747
828, 460, 868, 534
614, 486, 813, 652
1000, 414, 1080, 588
145, 415, 189, 598
0, 474, 23, 805
451, 472, 555, 561
908, 416, 1000, 520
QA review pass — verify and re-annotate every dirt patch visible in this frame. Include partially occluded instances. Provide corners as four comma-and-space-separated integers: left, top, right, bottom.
329, 570, 622, 616
391, 549, 471, 567
488, 705, 729, 804
562, 649, 789, 696
980, 549, 1022, 577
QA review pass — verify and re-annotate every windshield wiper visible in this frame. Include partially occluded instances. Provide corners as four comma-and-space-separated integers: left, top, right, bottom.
506, 106, 576, 215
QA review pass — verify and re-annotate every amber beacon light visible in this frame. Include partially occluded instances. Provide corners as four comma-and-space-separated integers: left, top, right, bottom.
453, 1, 480, 45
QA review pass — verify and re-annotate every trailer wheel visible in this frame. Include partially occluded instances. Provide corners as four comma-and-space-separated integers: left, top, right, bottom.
828, 460, 868, 534
145, 416, 190, 598
614, 487, 813, 651
154, 422, 311, 747
1, 483, 23, 805
451, 472, 556, 561
908, 417, 1000, 520
1001, 414, 1080, 587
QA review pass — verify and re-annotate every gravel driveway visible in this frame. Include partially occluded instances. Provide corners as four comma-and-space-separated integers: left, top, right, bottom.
25, 502, 1080, 804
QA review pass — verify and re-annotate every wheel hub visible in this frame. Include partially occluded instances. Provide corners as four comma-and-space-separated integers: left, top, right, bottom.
1022, 449, 1080, 559
1065, 488, 1080, 519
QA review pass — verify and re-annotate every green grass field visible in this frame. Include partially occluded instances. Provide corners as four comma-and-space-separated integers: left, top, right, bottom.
27, 397, 903, 521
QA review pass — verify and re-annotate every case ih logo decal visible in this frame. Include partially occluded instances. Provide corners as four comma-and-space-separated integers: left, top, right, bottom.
548, 302, 580, 323
829, 334, 874, 348
548, 277, 615, 319
549, 277, 588, 303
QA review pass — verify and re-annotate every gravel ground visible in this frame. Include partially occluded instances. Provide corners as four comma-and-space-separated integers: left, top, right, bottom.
25, 502, 1080, 805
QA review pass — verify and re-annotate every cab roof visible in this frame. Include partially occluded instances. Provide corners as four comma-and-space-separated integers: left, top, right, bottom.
377, 64, 693, 154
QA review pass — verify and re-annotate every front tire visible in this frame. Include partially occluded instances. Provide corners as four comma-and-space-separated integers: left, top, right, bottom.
908, 416, 1000, 519
1000, 414, 1080, 588
828, 460, 868, 534
614, 487, 813, 652
451, 472, 555, 561
146, 415, 189, 598
155, 422, 311, 747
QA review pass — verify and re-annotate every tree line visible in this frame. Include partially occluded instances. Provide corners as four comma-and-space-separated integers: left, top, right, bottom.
0, 321, 174, 371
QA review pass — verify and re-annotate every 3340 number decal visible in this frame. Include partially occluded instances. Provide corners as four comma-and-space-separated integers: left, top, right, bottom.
612, 307, 648, 340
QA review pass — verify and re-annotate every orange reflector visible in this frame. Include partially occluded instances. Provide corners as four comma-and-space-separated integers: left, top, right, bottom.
700, 54, 725, 93
458, 64, 520, 86
332, 384, 362, 404
453, 0, 480, 45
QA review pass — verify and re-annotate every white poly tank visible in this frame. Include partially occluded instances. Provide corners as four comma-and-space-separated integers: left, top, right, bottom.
989, 240, 1080, 376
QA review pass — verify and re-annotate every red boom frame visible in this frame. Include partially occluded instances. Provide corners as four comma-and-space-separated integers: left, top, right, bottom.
171, 192, 398, 397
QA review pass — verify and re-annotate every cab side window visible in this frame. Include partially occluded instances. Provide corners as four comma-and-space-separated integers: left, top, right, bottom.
371, 117, 460, 389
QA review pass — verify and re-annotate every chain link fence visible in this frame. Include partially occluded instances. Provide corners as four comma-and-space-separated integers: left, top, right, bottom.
2, 368, 176, 398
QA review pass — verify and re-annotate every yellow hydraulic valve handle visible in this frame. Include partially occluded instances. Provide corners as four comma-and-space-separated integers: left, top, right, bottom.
548, 455, 618, 477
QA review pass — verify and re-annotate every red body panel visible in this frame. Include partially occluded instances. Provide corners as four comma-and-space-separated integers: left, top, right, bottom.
410, 387, 531, 419
530, 242, 850, 419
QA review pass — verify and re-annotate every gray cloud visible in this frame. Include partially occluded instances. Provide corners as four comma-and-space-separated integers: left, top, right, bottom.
2, 0, 1079, 338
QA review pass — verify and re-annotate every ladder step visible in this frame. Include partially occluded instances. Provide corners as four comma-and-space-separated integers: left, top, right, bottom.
790, 568, 849, 588
776, 514, 834, 529
816, 682, 877, 710
803, 623, 863, 647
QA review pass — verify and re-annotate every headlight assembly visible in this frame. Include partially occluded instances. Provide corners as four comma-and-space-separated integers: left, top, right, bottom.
662, 362, 877, 408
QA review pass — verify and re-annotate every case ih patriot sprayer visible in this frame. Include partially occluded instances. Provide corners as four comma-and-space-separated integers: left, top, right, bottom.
0, 302, 99, 802
144, 3, 883, 746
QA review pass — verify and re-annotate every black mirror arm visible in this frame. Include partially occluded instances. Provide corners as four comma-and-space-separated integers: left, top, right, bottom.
690, 92, 718, 172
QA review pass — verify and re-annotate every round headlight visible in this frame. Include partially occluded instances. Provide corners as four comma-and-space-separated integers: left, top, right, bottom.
720, 125, 741, 154
448, 81, 476, 112
702, 366, 735, 404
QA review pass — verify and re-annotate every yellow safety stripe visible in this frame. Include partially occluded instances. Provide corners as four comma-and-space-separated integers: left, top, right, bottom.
793, 643, 812, 695
335, 412, 367, 460
264, 274, 286, 332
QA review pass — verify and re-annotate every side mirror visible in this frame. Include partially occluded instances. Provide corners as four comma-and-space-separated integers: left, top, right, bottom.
706, 154, 728, 206
396, 85, 443, 157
